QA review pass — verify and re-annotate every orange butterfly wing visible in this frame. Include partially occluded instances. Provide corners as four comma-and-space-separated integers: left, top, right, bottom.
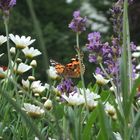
50, 59, 65, 75
50, 57, 85, 78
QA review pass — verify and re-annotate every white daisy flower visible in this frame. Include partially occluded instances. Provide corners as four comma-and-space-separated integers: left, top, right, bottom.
113, 132, 122, 140
35, 137, 39, 140
0, 35, 7, 45
93, 73, 110, 85
22, 47, 41, 58
62, 88, 100, 108
14, 63, 32, 74
23, 103, 44, 118
135, 73, 140, 80
45, 83, 61, 96
79, 88, 100, 100
9, 34, 35, 49
62, 92, 85, 106
110, 86, 117, 92
132, 52, 140, 58
105, 102, 116, 117
22, 79, 30, 89
86, 99, 98, 109
47, 66, 60, 80
136, 46, 140, 51
79, 88, 100, 109
31, 80, 46, 94
136, 64, 140, 70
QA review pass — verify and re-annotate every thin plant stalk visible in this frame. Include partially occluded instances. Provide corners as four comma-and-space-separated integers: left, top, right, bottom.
3, 16, 12, 69
124, 0, 135, 128
63, 106, 67, 140
0, 88, 45, 140
99, 63, 124, 117
121, 0, 129, 112
3, 16, 15, 82
122, 0, 133, 139
26, 0, 49, 79
76, 33, 88, 108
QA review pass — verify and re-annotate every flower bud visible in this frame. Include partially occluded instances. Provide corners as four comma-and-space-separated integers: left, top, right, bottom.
34, 93, 40, 97
44, 99, 53, 110
93, 73, 110, 86
16, 58, 22, 63
10, 47, 16, 54
28, 76, 35, 81
30, 60, 37, 67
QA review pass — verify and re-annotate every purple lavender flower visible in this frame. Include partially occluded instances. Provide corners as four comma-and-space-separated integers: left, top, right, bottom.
0, 0, 16, 12
130, 42, 137, 52
110, 0, 123, 39
89, 54, 97, 63
95, 67, 105, 76
88, 32, 101, 42
128, 0, 134, 4
57, 78, 77, 94
86, 32, 101, 53
69, 10, 87, 33
73, 10, 80, 18
86, 31, 122, 83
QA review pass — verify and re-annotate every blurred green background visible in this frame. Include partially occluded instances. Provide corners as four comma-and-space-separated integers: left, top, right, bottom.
0, 0, 139, 84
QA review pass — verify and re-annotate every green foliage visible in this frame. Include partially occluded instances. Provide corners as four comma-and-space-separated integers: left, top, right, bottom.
0, 0, 140, 140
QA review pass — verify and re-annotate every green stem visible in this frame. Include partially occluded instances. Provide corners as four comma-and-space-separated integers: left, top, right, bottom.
15, 114, 21, 130
76, 33, 88, 108
0, 89, 45, 140
4, 16, 12, 69
63, 106, 67, 140
32, 68, 35, 77
26, 0, 49, 79
121, 0, 129, 112
127, 15, 132, 92
122, 0, 134, 139
99, 63, 123, 117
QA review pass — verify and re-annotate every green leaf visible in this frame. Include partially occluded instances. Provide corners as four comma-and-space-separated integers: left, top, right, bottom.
0, 89, 45, 140
128, 109, 140, 140
82, 109, 97, 140
97, 102, 113, 140
126, 77, 140, 117
100, 90, 112, 102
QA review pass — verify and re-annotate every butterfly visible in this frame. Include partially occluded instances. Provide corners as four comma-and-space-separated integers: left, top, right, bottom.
50, 55, 85, 78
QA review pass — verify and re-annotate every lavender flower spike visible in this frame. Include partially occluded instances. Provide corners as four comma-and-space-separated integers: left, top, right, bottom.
0, 0, 16, 13
69, 10, 87, 33
57, 78, 77, 94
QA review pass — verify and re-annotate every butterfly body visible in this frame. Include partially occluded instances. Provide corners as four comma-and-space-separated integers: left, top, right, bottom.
50, 57, 85, 78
